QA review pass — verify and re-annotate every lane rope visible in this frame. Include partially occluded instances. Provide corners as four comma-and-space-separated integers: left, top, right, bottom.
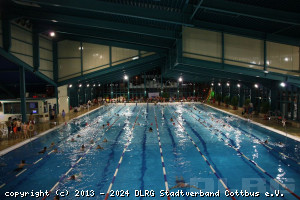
186, 105, 300, 200
104, 107, 142, 200
193, 105, 300, 165
165, 105, 236, 200
154, 106, 171, 200
0, 106, 114, 189
41, 106, 126, 200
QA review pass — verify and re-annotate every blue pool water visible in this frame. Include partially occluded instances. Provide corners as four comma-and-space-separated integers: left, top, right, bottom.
0, 103, 299, 200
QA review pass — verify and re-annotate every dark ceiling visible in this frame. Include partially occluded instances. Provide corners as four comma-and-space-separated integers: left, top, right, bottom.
0, 0, 299, 98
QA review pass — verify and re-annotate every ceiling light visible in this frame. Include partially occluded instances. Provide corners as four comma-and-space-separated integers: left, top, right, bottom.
132, 56, 139, 60
254, 84, 259, 88
280, 82, 286, 87
178, 77, 183, 82
87, 84, 90, 87
218, 83, 221, 86
49, 31, 55, 37
124, 75, 128, 80
264, 70, 269, 74
98, 84, 100, 86
237, 84, 241, 88
284, 57, 289, 62
211, 83, 214, 86
69, 84, 72, 88
93, 84, 95, 87
51, 20, 58, 23
226, 83, 230, 86
79, 84, 82, 87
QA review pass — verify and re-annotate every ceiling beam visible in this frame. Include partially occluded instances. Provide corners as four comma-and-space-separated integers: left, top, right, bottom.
14, 0, 187, 26
58, 34, 168, 53
190, 0, 204, 20
13, 8, 177, 40
201, 0, 300, 26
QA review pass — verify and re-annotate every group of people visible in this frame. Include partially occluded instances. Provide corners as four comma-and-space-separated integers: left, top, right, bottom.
5, 114, 35, 139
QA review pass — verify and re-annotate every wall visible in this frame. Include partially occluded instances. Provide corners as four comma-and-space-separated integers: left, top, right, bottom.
58, 40, 81, 81
39, 35, 53, 79
57, 40, 149, 83
58, 85, 69, 114
0, 100, 44, 122
182, 26, 300, 76
183, 27, 222, 63
10, 23, 33, 67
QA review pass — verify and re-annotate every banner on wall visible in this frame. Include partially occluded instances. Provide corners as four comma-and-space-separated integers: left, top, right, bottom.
148, 92, 160, 98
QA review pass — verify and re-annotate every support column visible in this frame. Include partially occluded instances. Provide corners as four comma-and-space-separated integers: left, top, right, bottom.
2, 19, 11, 52
109, 46, 112, 67
177, 81, 179, 100
127, 78, 130, 100
263, 39, 267, 72
221, 32, 225, 69
161, 74, 163, 95
32, 24, 40, 72
270, 86, 278, 111
19, 66, 27, 123
110, 83, 113, 99
193, 82, 195, 96
144, 74, 146, 97
80, 42, 83, 76
53, 41, 58, 82
55, 86, 59, 114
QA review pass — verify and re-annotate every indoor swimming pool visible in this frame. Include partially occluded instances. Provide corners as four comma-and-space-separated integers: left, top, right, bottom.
0, 103, 299, 200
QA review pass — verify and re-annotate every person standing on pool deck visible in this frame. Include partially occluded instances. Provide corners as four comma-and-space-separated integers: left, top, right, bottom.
62, 110, 66, 120
5, 117, 12, 138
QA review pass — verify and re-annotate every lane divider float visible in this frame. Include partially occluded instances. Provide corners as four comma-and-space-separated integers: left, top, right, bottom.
154, 106, 171, 200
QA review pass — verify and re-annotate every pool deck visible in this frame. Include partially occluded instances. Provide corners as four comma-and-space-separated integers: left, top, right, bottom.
0, 104, 103, 152
205, 102, 300, 140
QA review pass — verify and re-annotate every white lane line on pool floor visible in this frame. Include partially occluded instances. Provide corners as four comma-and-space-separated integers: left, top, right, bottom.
166, 105, 236, 200
154, 106, 171, 200
185, 106, 300, 200
41, 107, 125, 200
16, 169, 27, 177
104, 107, 142, 200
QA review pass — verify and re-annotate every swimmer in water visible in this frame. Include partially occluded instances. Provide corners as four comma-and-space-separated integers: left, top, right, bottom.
70, 138, 76, 142
278, 142, 283, 145
264, 140, 268, 144
53, 195, 60, 200
50, 142, 55, 147
90, 139, 94, 144
96, 145, 104, 150
80, 144, 85, 151
53, 148, 59, 153
102, 124, 105, 129
14, 160, 29, 171
149, 127, 153, 132
170, 176, 200, 190
68, 172, 82, 180
38, 147, 47, 154
170, 118, 174, 122
77, 134, 81, 138
103, 138, 108, 143
107, 121, 110, 126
